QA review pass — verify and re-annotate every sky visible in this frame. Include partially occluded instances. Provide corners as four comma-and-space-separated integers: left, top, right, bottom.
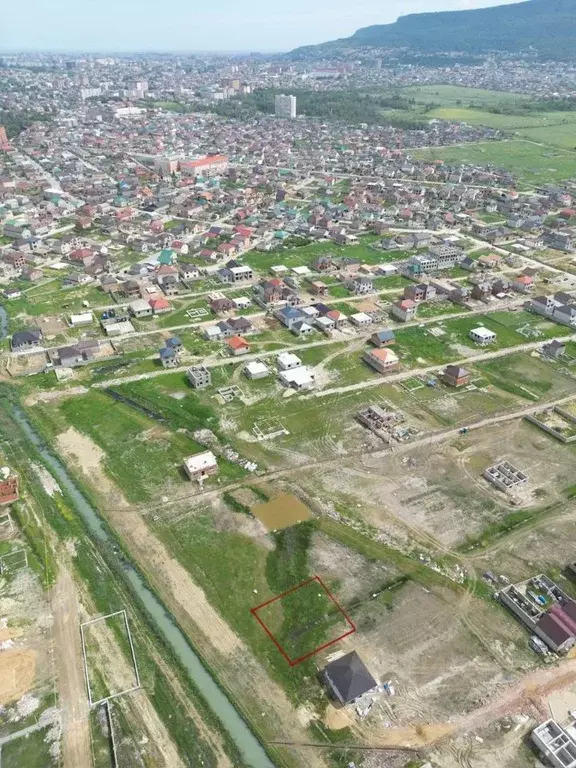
1, 0, 527, 53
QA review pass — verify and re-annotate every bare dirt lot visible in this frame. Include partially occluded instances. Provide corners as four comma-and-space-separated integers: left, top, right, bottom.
0, 566, 59, 750
56, 426, 129, 504
300, 419, 576, 548
51, 567, 91, 768
0, 650, 36, 705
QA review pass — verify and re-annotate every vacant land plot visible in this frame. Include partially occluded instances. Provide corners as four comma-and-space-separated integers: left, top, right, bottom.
244, 241, 419, 273
252, 493, 313, 531
476, 352, 576, 401
385, 377, 518, 427
7, 282, 107, 320
153, 504, 405, 708
413, 140, 576, 185
29, 391, 209, 503
348, 579, 532, 724
252, 576, 354, 665
80, 611, 140, 705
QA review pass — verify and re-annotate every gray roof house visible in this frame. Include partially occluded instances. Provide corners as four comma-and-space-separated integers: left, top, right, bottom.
11, 328, 43, 349
323, 651, 377, 705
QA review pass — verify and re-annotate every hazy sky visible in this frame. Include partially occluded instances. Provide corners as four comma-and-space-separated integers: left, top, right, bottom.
2, 0, 526, 53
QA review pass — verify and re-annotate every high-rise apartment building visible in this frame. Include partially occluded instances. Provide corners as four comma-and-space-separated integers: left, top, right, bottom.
275, 94, 297, 119
0, 127, 9, 151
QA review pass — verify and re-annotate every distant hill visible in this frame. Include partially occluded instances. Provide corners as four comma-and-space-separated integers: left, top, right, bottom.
291, 0, 576, 60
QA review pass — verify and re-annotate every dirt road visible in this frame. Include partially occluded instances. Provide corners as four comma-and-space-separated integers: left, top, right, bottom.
51, 567, 92, 768
93, 297, 529, 389
141, 389, 576, 518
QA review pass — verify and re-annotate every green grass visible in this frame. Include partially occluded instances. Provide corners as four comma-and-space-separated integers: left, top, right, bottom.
486, 310, 573, 340
476, 352, 576, 401
516, 123, 576, 150
325, 350, 380, 386
442, 314, 526, 350
413, 140, 576, 186
113, 376, 220, 434
7, 282, 107, 319
416, 302, 466, 319
327, 284, 351, 298
1, 728, 57, 768
156, 514, 333, 702
243, 241, 417, 274
394, 326, 454, 365
400, 84, 530, 109
29, 391, 214, 503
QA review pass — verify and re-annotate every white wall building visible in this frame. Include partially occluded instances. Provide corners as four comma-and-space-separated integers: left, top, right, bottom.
532, 720, 576, 768
469, 326, 497, 345
275, 94, 297, 119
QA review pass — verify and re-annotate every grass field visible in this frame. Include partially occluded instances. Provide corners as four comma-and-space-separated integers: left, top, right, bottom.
476, 352, 576, 402
1, 728, 57, 768
413, 140, 576, 185
400, 85, 530, 109
397, 85, 576, 150
253, 576, 353, 664
155, 515, 343, 701
243, 241, 416, 274
28, 390, 239, 503
427, 107, 576, 135
6, 281, 107, 320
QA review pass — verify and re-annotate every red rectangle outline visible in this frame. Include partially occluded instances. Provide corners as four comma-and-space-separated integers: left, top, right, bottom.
250, 575, 356, 666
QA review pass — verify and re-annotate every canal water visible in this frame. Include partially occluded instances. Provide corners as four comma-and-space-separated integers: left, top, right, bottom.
2, 299, 274, 767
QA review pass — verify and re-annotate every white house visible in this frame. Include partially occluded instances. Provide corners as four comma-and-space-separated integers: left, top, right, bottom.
183, 451, 218, 480
277, 352, 302, 371
279, 366, 315, 390
69, 311, 94, 327
349, 312, 372, 326
232, 296, 252, 310
315, 316, 335, 335
128, 298, 153, 318
469, 326, 497, 345
244, 361, 269, 379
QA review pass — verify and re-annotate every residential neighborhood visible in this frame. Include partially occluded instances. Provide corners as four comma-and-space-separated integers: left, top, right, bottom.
4, 30, 576, 768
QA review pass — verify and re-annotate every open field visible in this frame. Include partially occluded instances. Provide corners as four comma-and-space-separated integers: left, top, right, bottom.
27, 390, 246, 503
400, 85, 531, 109
0, 398, 244, 768
426, 107, 576, 137
296, 418, 576, 549
476, 351, 576, 402
413, 140, 576, 185
243, 240, 417, 273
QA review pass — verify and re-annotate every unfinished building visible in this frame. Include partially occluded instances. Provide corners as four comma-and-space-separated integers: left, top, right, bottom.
532, 720, 576, 768
356, 405, 417, 443
483, 461, 528, 492
187, 365, 211, 389
498, 575, 576, 653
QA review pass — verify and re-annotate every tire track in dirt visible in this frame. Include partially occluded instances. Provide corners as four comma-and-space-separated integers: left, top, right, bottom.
51, 567, 92, 768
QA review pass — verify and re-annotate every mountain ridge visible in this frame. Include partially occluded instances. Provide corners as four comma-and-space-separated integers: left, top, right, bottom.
290, 0, 576, 60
